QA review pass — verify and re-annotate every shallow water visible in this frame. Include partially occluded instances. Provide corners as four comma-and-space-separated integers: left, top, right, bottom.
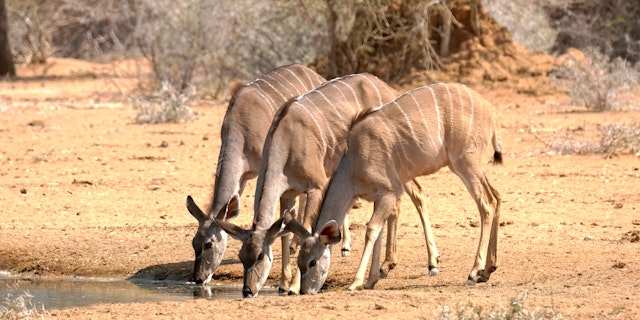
0, 274, 277, 310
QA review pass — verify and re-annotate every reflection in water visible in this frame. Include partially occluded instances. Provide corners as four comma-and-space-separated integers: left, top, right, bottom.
0, 275, 278, 310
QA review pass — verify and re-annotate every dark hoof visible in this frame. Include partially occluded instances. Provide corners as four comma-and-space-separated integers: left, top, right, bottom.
278, 287, 287, 295
465, 277, 477, 286
428, 267, 439, 277
380, 262, 396, 278
477, 266, 496, 283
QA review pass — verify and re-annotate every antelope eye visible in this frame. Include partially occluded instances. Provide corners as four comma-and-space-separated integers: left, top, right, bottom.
257, 253, 265, 260
309, 259, 317, 267
204, 242, 213, 249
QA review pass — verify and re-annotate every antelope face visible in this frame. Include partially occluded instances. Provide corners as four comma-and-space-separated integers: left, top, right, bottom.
191, 222, 227, 285
186, 194, 240, 285
287, 219, 341, 295
238, 232, 273, 298
216, 213, 289, 298
297, 237, 332, 294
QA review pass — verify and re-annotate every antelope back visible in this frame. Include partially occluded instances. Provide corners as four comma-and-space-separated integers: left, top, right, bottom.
349, 83, 499, 184
218, 64, 327, 178
261, 73, 400, 187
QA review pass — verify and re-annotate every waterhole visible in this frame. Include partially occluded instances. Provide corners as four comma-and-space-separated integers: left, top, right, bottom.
0, 273, 278, 310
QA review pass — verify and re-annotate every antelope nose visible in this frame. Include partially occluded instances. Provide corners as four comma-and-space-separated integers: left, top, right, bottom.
242, 287, 254, 298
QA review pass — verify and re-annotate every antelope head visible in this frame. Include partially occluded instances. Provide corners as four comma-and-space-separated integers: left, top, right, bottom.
215, 205, 293, 298
284, 210, 341, 294
186, 194, 238, 285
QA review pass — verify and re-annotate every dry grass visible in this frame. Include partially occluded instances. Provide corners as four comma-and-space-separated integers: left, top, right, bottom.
1, 284, 46, 320
542, 122, 640, 158
434, 292, 562, 320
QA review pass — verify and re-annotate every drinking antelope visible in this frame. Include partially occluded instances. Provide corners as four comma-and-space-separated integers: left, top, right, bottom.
185, 64, 326, 285
285, 82, 503, 293
215, 73, 437, 298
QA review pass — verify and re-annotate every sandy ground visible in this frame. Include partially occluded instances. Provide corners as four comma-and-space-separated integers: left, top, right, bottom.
0, 58, 639, 319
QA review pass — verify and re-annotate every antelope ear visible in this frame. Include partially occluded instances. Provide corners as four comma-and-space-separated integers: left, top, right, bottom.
214, 217, 249, 241
229, 80, 244, 100
186, 195, 207, 222
264, 216, 291, 246
283, 207, 311, 239
318, 220, 341, 246
216, 194, 240, 220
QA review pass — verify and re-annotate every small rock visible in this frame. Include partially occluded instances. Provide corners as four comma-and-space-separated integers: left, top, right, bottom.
20, 188, 27, 194
159, 140, 169, 148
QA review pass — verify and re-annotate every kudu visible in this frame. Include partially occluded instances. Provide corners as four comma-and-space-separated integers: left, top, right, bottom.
216, 73, 435, 298
185, 64, 325, 285
285, 82, 503, 293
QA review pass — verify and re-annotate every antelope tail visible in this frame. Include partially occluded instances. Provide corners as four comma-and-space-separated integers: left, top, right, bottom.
492, 128, 503, 165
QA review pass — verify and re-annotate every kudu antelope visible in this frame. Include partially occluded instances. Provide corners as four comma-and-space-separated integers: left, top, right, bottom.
185, 64, 325, 285
285, 83, 503, 293
215, 73, 436, 298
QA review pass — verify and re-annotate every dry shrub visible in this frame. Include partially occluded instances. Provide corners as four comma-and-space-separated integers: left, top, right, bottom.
551, 48, 640, 111
435, 291, 562, 320
543, 122, 640, 158
545, 0, 640, 65
131, 82, 196, 124
1, 285, 47, 320
135, 0, 325, 98
7, 0, 140, 64
599, 122, 640, 158
483, 0, 556, 52
312, 0, 482, 82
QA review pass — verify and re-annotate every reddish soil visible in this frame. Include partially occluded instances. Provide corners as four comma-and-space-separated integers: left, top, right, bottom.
1, 51, 639, 319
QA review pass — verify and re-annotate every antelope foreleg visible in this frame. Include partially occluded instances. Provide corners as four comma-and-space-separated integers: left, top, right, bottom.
479, 175, 501, 282
380, 200, 398, 278
405, 180, 440, 275
348, 194, 395, 291
341, 214, 352, 257
278, 197, 296, 294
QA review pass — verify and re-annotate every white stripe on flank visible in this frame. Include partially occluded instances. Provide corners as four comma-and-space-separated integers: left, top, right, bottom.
298, 98, 332, 148
302, 69, 315, 87
336, 79, 362, 111
255, 78, 287, 102
392, 99, 427, 156
266, 73, 296, 97
251, 84, 278, 112
444, 84, 454, 139
408, 91, 436, 152
361, 75, 384, 106
299, 95, 337, 147
462, 85, 475, 152
316, 90, 346, 126
427, 86, 443, 146
296, 75, 340, 102
380, 109, 419, 169
284, 68, 308, 93
452, 85, 467, 151
332, 81, 353, 113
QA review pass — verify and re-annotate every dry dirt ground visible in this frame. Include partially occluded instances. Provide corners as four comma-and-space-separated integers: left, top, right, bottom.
0, 57, 639, 319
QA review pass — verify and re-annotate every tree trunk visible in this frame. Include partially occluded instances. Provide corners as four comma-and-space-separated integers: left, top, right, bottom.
0, 0, 15, 77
